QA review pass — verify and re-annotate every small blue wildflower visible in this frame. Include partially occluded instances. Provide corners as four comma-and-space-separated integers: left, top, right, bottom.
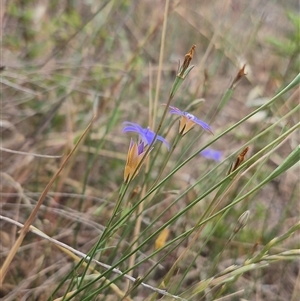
123, 122, 169, 150
168, 106, 213, 135
200, 148, 222, 162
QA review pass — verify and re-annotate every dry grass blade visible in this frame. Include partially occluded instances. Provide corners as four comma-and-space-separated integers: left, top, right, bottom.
2, 1, 299, 300
0, 215, 188, 301
0, 146, 63, 158
0, 116, 96, 284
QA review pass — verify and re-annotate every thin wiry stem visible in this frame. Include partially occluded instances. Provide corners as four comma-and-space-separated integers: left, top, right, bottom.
0, 147, 63, 158
152, 0, 170, 129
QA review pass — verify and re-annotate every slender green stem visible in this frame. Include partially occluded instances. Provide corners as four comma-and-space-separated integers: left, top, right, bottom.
150, 134, 182, 189
78, 182, 128, 288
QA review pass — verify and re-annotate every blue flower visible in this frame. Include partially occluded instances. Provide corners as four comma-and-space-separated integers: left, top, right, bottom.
200, 148, 222, 161
168, 106, 213, 135
123, 122, 169, 150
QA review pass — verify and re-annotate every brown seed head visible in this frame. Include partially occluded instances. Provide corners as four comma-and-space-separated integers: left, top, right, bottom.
230, 64, 247, 89
179, 45, 196, 77
231, 146, 249, 172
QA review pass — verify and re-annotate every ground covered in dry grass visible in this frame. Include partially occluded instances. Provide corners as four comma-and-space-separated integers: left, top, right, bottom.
1, 1, 299, 300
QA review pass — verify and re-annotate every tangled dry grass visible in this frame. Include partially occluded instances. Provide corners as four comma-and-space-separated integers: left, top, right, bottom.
1, 1, 299, 300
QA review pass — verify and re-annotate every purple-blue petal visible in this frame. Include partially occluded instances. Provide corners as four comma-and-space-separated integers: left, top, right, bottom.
142, 128, 169, 150
142, 128, 154, 145
123, 122, 144, 134
137, 141, 145, 154
193, 117, 213, 133
169, 106, 184, 116
123, 121, 169, 149
123, 125, 141, 133
200, 148, 222, 161
156, 135, 170, 150
169, 106, 212, 132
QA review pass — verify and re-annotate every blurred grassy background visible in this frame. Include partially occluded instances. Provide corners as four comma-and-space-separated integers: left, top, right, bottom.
1, 0, 299, 300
